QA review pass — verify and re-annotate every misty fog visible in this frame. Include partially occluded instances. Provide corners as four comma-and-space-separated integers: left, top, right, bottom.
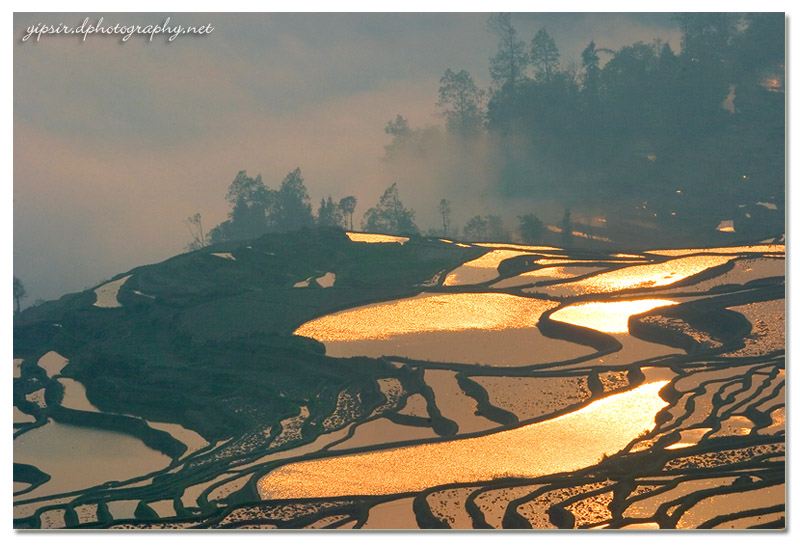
14, 12, 783, 306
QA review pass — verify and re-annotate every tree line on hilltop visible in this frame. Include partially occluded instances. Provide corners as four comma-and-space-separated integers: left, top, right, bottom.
386, 13, 784, 231
188, 13, 784, 249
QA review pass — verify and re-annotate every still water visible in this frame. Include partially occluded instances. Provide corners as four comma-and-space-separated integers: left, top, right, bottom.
295, 292, 594, 365
549, 299, 679, 334
258, 381, 669, 499
346, 232, 409, 244
541, 255, 732, 296
14, 422, 171, 500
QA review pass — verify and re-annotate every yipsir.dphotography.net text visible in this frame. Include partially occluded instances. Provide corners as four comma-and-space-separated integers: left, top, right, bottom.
21, 16, 214, 43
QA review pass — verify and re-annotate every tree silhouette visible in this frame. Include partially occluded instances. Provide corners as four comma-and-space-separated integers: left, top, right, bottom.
437, 69, 486, 136
209, 171, 272, 242
317, 196, 344, 228
383, 115, 414, 159
339, 196, 357, 231
361, 183, 418, 235
530, 28, 560, 82
487, 13, 529, 92
480, 15, 782, 238
580, 41, 601, 106
438, 199, 452, 236
185, 213, 207, 251
486, 215, 509, 241
677, 13, 741, 64
463, 215, 488, 241
13, 276, 27, 316
561, 208, 572, 245
518, 214, 544, 243
385, 114, 411, 140
225, 170, 268, 209
273, 168, 314, 232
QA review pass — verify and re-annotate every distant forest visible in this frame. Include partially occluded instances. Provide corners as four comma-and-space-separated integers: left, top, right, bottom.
193, 13, 784, 247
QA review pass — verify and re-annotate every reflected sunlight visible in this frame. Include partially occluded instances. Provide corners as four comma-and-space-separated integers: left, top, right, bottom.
295, 292, 559, 341
346, 232, 409, 244
258, 381, 670, 499
546, 255, 732, 294
549, 299, 679, 334
443, 250, 537, 286
474, 242, 560, 252
647, 245, 784, 257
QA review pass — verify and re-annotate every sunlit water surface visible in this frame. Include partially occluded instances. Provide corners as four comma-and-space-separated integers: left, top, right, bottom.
541, 255, 732, 296
346, 232, 409, 244
295, 292, 594, 365
257, 381, 669, 499
646, 244, 784, 257
549, 299, 679, 334
443, 250, 539, 286
491, 266, 607, 289
296, 292, 556, 340
473, 242, 561, 252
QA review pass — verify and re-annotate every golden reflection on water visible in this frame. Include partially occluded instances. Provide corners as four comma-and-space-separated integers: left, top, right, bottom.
454, 250, 535, 269
474, 242, 560, 252
257, 381, 670, 500
535, 258, 646, 266
548, 255, 732, 294
715, 220, 736, 233
664, 427, 713, 450
295, 293, 559, 342
490, 267, 594, 289
549, 299, 679, 334
647, 245, 785, 256
443, 250, 536, 286
621, 522, 661, 529
346, 232, 409, 244
516, 267, 587, 279
440, 239, 475, 247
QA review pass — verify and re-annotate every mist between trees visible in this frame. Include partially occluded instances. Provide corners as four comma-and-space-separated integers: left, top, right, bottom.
188, 13, 784, 250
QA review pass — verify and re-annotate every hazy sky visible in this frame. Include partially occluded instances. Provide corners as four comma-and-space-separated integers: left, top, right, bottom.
13, 12, 680, 304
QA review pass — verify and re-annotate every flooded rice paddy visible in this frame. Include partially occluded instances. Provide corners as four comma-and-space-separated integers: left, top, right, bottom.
14, 422, 171, 500
538, 255, 733, 296
443, 250, 553, 286
298, 293, 559, 340
346, 232, 409, 244
644, 243, 784, 257
257, 381, 669, 499
37, 351, 69, 378
92, 275, 131, 308
296, 292, 594, 365
490, 266, 607, 289
14, 236, 785, 529
549, 299, 679, 334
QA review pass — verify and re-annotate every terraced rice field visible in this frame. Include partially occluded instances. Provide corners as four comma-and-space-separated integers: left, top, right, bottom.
13, 236, 785, 529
